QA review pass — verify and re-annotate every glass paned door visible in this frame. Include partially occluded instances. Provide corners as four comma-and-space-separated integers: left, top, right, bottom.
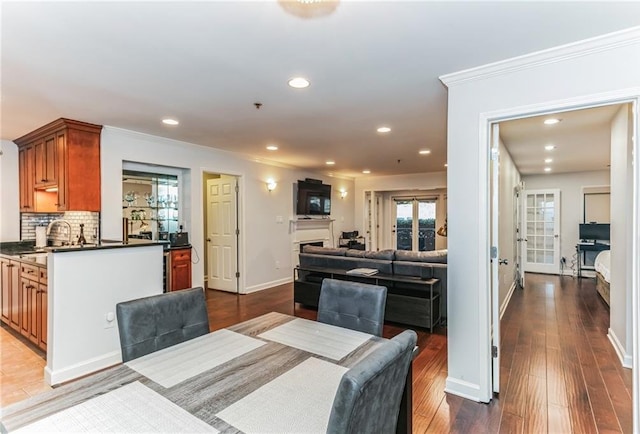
523, 189, 560, 274
394, 198, 437, 251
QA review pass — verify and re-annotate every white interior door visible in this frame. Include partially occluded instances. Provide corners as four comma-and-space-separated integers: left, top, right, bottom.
490, 123, 500, 394
514, 184, 525, 289
522, 189, 561, 274
207, 176, 238, 292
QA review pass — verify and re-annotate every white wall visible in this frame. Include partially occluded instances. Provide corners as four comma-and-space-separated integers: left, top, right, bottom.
0, 140, 20, 241
497, 140, 520, 313
101, 127, 355, 293
354, 171, 447, 249
441, 28, 640, 403
609, 104, 634, 367
46, 245, 163, 385
523, 170, 610, 275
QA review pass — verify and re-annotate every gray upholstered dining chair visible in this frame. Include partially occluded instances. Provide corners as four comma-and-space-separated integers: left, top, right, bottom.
326, 329, 417, 434
317, 278, 387, 336
116, 287, 210, 362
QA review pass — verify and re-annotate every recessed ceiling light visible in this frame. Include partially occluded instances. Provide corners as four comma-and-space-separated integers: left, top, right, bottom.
544, 167, 552, 172
362, 169, 371, 174
444, 163, 448, 167
326, 160, 335, 165
419, 149, 431, 155
162, 118, 179, 126
266, 145, 278, 151
376, 126, 391, 133
288, 77, 310, 89
545, 144, 555, 151
544, 118, 561, 125
544, 158, 553, 163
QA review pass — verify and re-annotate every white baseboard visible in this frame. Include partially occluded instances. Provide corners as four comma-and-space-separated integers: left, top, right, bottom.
45, 351, 122, 386
444, 377, 483, 402
607, 328, 633, 369
243, 276, 292, 294
500, 281, 517, 320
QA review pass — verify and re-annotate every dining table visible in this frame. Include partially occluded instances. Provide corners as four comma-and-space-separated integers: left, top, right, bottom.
1, 312, 413, 433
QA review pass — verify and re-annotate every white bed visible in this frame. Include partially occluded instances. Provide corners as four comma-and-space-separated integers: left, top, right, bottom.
594, 250, 611, 305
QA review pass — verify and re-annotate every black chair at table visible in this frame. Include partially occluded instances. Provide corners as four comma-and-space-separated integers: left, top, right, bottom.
317, 278, 387, 336
116, 287, 210, 362
327, 329, 417, 434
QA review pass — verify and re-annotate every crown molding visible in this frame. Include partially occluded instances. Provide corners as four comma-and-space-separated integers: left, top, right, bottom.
440, 26, 640, 88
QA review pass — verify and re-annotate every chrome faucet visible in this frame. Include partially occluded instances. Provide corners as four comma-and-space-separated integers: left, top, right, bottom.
46, 219, 72, 246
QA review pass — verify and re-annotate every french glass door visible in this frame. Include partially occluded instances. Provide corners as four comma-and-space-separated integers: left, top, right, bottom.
522, 189, 561, 274
393, 198, 436, 251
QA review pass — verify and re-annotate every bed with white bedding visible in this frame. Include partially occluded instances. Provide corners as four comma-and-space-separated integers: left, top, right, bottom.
594, 250, 610, 306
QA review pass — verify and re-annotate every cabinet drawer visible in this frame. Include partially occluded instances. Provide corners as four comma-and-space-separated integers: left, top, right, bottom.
20, 263, 39, 280
171, 250, 191, 262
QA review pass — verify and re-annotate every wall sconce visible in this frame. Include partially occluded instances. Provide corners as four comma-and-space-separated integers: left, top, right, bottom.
266, 180, 277, 192
339, 189, 348, 199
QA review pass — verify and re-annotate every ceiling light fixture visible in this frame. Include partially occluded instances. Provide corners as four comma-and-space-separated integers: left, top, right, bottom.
362, 170, 371, 174
544, 118, 561, 125
545, 145, 555, 151
419, 149, 431, 155
266, 145, 278, 151
162, 118, 179, 126
444, 163, 448, 167
326, 160, 335, 165
544, 158, 553, 163
376, 126, 391, 133
278, 0, 340, 19
288, 77, 310, 89
544, 167, 552, 172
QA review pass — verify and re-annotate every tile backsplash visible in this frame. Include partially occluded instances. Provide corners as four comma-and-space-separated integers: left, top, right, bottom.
21, 212, 100, 245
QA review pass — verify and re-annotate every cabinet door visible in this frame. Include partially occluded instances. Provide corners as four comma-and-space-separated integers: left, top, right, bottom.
8, 261, 20, 331
29, 281, 39, 344
56, 131, 68, 211
170, 249, 192, 291
1, 259, 12, 324
35, 134, 58, 187
20, 279, 32, 338
18, 145, 35, 211
38, 282, 48, 351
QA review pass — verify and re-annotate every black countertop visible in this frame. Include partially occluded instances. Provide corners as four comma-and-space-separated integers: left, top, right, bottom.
0, 240, 171, 259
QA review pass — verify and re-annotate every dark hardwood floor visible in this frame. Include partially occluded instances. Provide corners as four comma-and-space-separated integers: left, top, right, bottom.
206, 273, 632, 433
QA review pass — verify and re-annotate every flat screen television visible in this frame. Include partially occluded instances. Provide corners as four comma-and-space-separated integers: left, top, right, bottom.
579, 223, 610, 241
296, 180, 331, 216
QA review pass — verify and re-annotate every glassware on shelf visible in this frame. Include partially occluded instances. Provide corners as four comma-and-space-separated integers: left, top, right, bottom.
143, 193, 155, 207
123, 191, 139, 207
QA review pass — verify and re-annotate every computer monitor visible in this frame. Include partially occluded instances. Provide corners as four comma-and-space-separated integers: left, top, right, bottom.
579, 223, 610, 241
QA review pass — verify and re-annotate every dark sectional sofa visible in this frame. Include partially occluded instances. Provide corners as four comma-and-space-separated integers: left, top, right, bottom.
294, 245, 447, 330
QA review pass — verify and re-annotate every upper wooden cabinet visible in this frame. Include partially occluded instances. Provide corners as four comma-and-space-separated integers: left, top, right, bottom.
15, 118, 102, 212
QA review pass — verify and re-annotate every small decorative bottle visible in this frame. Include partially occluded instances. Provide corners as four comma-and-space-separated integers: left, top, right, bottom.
78, 223, 87, 246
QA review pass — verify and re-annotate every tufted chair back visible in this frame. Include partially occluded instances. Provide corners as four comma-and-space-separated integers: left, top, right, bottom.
317, 278, 387, 336
327, 329, 417, 434
116, 287, 210, 362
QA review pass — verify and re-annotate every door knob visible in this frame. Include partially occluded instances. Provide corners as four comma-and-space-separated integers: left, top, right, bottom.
206, 238, 211, 242
498, 259, 509, 265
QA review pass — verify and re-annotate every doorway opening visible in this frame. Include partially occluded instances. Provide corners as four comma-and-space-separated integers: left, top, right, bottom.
487, 100, 636, 404
203, 172, 240, 293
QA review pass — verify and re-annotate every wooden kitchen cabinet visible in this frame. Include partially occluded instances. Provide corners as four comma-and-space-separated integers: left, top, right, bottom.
0, 258, 20, 330
18, 144, 35, 211
15, 118, 102, 212
170, 247, 192, 291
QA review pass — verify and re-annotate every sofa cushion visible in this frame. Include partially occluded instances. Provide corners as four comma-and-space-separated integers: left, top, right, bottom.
364, 249, 395, 261
303, 246, 347, 256
394, 249, 447, 263
393, 261, 434, 278
345, 249, 366, 258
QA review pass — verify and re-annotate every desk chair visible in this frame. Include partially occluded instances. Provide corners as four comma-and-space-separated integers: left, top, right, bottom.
116, 287, 210, 362
327, 329, 417, 434
318, 278, 387, 336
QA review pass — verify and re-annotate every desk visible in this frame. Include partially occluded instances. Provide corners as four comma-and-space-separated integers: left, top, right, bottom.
576, 243, 609, 278
1, 312, 412, 433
